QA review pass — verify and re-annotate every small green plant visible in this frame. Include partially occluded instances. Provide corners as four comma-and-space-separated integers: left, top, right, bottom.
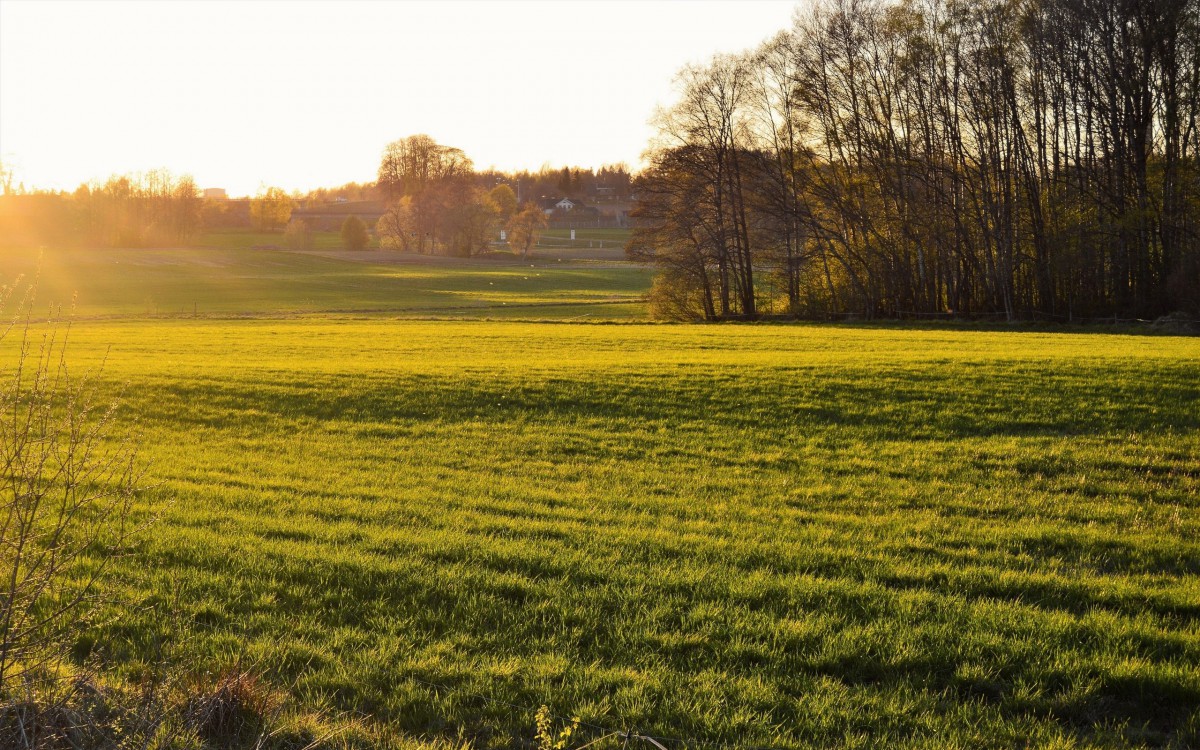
534, 706, 579, 750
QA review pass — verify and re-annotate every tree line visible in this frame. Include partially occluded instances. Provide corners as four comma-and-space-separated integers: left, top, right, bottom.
0, 148, 631, 253
373, 134, 547, 256
630, 0, 1200, 321
0, 171, 204, 248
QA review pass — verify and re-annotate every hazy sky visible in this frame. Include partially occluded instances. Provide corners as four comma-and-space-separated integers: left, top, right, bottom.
0, 0, 797, 196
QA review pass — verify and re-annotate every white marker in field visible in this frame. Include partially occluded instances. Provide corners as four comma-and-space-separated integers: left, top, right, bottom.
500, 230, 506, 241
570, 229, 576, 240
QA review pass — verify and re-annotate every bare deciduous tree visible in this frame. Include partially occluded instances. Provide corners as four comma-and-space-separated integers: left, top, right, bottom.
377, 135, 476, 254
633, 0, 1200, 320
507, 202, 548, 260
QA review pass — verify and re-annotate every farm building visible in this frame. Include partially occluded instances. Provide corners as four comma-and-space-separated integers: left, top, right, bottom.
538, 197, 606, 228
539, 197, 585, 214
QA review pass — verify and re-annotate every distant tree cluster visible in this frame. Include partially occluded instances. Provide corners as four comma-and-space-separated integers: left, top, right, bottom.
299, 181, 381, 204
0, 141, 635, 252
632, 0, 1200, 320
250, 186, 293, 232
480, 164, 634, 204
374, 134, 491, 256
341, 215, 370, 250
508, 202, 549, 259
0, 171, 203, 248
376, 134, 565, 257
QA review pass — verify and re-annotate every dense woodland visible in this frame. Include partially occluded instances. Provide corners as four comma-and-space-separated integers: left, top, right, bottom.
630, 0, 1200, 320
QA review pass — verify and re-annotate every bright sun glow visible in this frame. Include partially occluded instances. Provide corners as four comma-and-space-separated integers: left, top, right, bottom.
0, 0, 797, 196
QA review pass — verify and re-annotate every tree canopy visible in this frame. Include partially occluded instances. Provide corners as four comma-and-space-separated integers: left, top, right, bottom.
375, 135, 498, 256
632, 0, 1200, 321
250, 186, 292, 233
341, 215, 370, 250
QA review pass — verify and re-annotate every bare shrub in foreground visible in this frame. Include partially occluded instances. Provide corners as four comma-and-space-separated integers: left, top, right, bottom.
0, 278, 140, 717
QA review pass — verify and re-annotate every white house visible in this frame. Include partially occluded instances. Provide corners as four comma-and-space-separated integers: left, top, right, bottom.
540, 197, 581, 215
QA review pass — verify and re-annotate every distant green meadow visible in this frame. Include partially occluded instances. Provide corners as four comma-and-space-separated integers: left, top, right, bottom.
200, 229, 359, 252
532, 228, 630, 260
198, 227, 634, 262
0, 245, 651, 319
2, 246, 1198, 748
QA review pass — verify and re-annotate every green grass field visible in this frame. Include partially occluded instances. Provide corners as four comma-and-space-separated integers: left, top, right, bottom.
532, 228, 631, 260
199, 227, 633, 262
0, 245, 1196, 748
543, 228, 630, 239
34, 316, 1198, 750
0, 245, 650, 319
539, 228, 632, 245
200, 230, 362, 252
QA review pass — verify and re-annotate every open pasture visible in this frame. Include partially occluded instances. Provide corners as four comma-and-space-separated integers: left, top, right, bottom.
201, 230, 359, 252
199, 228, 634, 263
48, 319, 1200, 749
539, 228, 631, 243
532, 228, 632, 261
0, 245, 650, 319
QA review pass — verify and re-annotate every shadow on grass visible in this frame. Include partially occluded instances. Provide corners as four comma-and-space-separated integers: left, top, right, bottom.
142, 361, 1200, 441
